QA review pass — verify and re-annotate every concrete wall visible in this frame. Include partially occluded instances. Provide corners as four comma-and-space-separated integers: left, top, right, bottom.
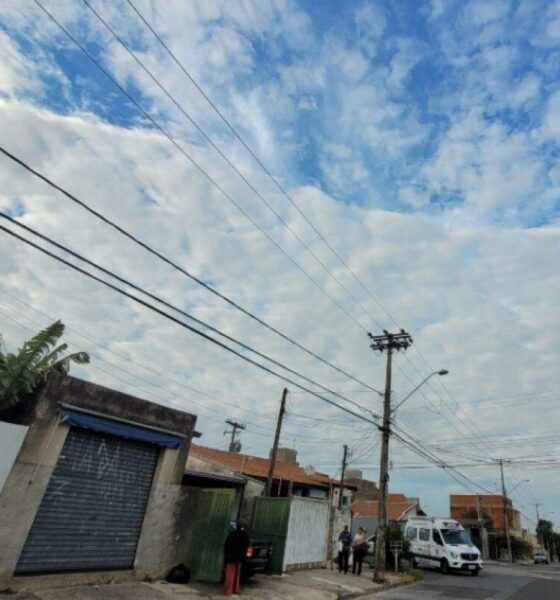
283, 497, 329, 571
330, 506, 352, 561
0, 373, 197, 588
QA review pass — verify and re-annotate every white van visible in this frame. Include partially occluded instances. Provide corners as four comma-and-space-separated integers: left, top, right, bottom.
404, 517, 483, 576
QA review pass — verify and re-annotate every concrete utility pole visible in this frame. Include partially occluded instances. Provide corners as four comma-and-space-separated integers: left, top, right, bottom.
265, 388, 288, 496
338, 444, 349, 509
476, 493, 482, 522
498, 459, 513, 563
225, 419, 245, 452
368, 329, 413, 583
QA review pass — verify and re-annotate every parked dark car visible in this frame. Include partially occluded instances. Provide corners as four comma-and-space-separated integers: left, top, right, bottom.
242, 532, 273, 579
227, 522, 273, 580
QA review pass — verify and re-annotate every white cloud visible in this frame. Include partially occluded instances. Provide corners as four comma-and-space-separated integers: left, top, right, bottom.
540, 89, 560, 141
355, 2, 386, 40
0, 32, 39, 97
463, 0, 511, 27
0, 0, 559, 525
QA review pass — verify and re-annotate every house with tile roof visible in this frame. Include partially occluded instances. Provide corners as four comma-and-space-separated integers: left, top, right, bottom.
185, 444, 355, 522
351, 492, 425, 535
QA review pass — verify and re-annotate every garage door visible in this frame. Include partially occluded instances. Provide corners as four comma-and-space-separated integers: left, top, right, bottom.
16, 427, 159, 574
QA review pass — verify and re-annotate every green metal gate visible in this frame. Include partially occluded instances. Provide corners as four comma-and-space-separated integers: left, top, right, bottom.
250, 497, 291, 574
186, 489, 236, 582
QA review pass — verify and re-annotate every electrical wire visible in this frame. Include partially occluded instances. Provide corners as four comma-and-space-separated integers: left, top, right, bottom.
30, 0, 373, 337
0, 212, 380, 417
0, 145, 379, 398
0, 223, 383, 429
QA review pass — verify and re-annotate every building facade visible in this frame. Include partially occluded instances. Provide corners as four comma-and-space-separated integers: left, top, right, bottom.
450, 494, 522, 533
0, 373, 197, 587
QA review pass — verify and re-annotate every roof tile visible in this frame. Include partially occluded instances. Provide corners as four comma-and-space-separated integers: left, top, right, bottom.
189, 444, 336, 488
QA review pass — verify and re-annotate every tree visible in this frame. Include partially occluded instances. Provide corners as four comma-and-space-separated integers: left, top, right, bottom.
0, 320, 89, 409
385, 522, 410, 569
537, 519, 555, 554
495, 534, 533, 561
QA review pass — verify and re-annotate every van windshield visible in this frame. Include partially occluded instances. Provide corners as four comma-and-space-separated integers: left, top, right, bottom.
441, 529, 472, 546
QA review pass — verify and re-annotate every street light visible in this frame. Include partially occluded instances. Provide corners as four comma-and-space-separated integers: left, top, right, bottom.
391, 369, 449, 414
507, 479, 530, 496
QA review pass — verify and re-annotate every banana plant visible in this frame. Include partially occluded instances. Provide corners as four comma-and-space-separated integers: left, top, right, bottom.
0, 320, 90, 409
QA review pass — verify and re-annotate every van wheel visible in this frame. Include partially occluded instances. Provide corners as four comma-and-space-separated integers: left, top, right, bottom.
441, 559, 449, 575
411, 558, 418, 569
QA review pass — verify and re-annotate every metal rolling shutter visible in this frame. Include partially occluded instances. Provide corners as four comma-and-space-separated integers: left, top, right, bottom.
16, 427, 159, 574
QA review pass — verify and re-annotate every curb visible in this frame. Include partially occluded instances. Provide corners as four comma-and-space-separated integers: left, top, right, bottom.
338, 575, 420, 599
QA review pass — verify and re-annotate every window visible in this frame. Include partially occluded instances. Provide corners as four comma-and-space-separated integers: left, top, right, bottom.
433, 530, 444, 546
441, 528, 472, 545
405, 527, 417, 541
419, 528, 431, 541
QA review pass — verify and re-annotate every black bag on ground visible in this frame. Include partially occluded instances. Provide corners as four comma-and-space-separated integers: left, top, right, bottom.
166, 563, 191, 584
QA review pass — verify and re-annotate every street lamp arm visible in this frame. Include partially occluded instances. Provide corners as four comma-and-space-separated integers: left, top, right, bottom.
506, 479, 530, 496
392, 369, 448, 414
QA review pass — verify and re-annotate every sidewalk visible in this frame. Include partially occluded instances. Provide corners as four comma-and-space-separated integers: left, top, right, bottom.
5, 568, 413, 600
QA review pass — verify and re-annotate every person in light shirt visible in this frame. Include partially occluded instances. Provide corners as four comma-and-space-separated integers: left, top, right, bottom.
352, 527, 367, 576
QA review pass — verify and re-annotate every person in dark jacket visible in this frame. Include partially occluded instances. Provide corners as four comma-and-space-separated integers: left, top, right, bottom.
223, 522, 250, 595
338, 525, 352, 574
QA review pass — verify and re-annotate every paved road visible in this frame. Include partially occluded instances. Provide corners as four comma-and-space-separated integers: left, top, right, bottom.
367, 563, 560, 600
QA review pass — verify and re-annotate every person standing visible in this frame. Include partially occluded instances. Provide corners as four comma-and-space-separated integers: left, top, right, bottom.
223, 522, 250, 596
338, 525, 352, 574
352, 527, 367, 576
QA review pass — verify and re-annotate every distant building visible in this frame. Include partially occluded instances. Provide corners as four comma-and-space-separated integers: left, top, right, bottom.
351, 492, 424, 533
450, 494, 522, 533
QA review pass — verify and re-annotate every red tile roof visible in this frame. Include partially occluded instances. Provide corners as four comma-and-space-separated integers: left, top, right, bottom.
352, 499, 419, 521
189, 444, 337, 488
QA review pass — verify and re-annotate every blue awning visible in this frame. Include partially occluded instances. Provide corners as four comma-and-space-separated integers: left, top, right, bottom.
60, 408, 183, 449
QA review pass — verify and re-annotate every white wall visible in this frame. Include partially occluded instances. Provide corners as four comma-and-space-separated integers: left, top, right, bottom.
283, 497, 329, 569
0, 422, 27, 494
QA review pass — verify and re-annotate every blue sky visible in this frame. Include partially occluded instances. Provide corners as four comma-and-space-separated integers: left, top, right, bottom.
1, 0, 560, 530
4, 0, 560, 220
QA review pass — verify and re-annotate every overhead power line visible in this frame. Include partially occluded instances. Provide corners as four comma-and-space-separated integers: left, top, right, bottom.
31, 0, 370, 335
391, 427, 498, 496
84, 0, 385, 334
121, 0, 481, 447
0, 223, 383, 429
0, 146, 380, 397
123, 0, 401, 332
33, 0, 527, 490
0, 211, 379, 417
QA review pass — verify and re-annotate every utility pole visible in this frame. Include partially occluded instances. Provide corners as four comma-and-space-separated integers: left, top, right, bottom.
225, 419, 245, 452
498, 459, 513, 563
476, 493, 481, 522
338, 444, 349, 509
265, 388, 288, 496
369, 329, 413, 583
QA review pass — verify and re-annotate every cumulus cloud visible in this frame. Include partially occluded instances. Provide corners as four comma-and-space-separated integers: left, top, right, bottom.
0, 0, 559, 523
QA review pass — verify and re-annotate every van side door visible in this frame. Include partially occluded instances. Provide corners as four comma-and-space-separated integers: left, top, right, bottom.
432, 528, 445, 562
